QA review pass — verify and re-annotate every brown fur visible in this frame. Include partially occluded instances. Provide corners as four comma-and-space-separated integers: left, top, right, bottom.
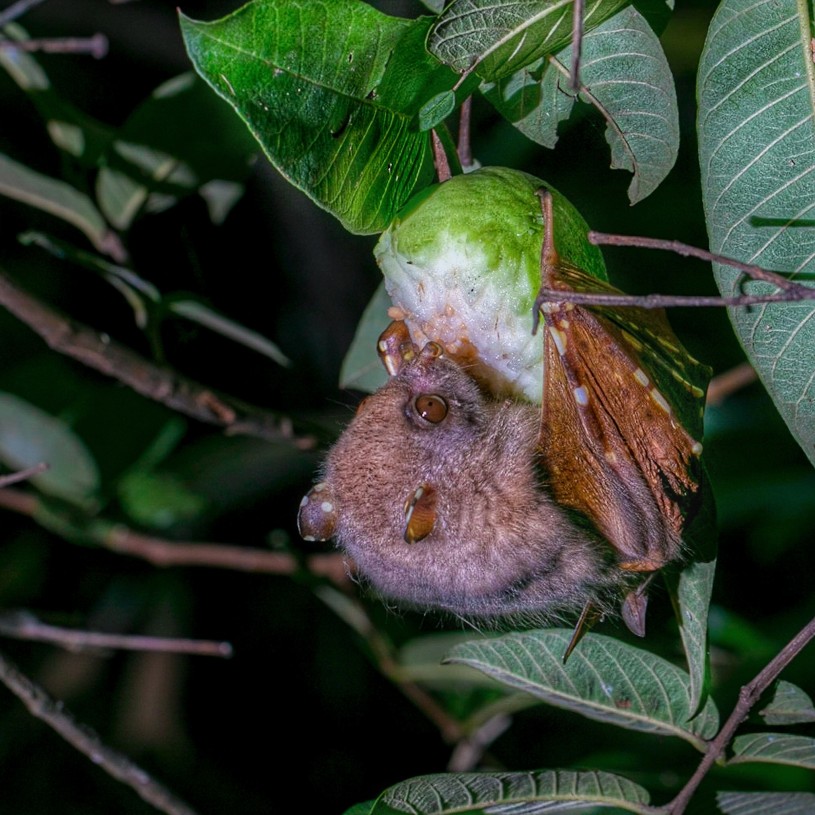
312, 350, 623, 626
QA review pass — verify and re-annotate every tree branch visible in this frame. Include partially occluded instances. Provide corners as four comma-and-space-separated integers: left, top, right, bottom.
588, 231, 815, 297
661, 614, 815, 814
0, 611, 233, 658
0, 486, 347, 582
0, 34, 108, 58
0, 649, 200, 815
0, 271, 315, 448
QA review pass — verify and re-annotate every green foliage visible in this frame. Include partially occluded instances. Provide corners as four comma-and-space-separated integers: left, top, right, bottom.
180, 1, 465, 234
697, 0, 815, 467
447, 630, 719, 747
0, 1, 814, 814
367, 769, 652, 814
482, 4, 679, 203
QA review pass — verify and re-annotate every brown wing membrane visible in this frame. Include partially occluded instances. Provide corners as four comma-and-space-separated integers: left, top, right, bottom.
534, 191, 709, 574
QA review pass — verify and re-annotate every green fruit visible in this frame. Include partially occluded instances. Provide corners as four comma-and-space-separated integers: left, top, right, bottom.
374, 166, 606, 403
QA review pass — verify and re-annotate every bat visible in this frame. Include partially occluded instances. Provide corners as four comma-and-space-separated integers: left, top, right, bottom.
298, 187, 710, 644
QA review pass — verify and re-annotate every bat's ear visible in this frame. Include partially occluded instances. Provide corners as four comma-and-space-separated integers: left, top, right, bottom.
377, 321, 418, 377
298, 482, 338, 541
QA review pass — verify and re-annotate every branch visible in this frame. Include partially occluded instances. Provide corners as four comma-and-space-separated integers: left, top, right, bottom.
588, 231, 815, 298
0, 611, 233, 657
0, 463, 48, 488
0, 487, 347, 582
0, 649, 199, 815
706, 363, 757, 406
0, 271, 315, 448
0, 34, 108, 58
0, 0, 47, 26
661, 614, 815, 814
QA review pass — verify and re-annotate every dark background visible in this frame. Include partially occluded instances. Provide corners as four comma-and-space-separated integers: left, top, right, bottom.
1, 1, 814, 813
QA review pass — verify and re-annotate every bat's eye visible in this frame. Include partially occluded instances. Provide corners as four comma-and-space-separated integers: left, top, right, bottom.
414, 394, 448, 424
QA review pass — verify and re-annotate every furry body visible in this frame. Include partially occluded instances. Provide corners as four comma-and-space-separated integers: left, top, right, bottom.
300, 346, 621, 625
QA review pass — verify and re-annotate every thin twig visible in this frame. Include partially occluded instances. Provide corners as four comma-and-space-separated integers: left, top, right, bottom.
0, 611, 233, 657
589, 231, 814, 296
0, 462, 48, 489
0, 0, 48, 27
534, 286, 814, 310
706, 363, 757, 406
0, 34, 108, 57
0, 649, 199, 815
661, 614, 815, 814
0, 487, 346, 581
0, 271, 315, 448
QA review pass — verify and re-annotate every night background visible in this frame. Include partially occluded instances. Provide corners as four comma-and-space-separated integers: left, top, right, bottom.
0, 1, 814, 813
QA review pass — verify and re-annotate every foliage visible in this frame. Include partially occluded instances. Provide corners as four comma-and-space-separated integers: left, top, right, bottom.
0, 1, 814, 815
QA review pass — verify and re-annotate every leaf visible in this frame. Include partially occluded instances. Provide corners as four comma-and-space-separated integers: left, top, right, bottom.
339, 283, 393, 392
168, 299, 290, 367
0, 153, 123, 260
117, 471, 207, 530
96, 73, 257, 230
445, 629, 719, 749
759, 681, 815, 726
717, 792, 815, 815
180, 0, 463, 235
370, 769, 651, 814
429, 0, 629, 81
0, 392, 99, 507
697, 0, 815, 467
343, 803, 375, 815
418, 90, 457, 131
729, 733, 815, 770
0, 23, 112, 166
483, 5, 679, 203
665, 556, 716, 717
665, 482, 717, 717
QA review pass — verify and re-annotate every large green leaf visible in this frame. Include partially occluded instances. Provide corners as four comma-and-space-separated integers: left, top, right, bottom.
446, 629, 719, 748
697, 0, 815, 467
370, 770, 651, 814
730, 733, 815, 770
429, 0, 630, 81
180, 0, 463, 235
483, 5, 679, 203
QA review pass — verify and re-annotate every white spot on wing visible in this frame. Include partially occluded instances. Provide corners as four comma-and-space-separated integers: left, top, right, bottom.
650, 388, 672, 414
633, 368, 649, 387
548, 326, 567, 356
